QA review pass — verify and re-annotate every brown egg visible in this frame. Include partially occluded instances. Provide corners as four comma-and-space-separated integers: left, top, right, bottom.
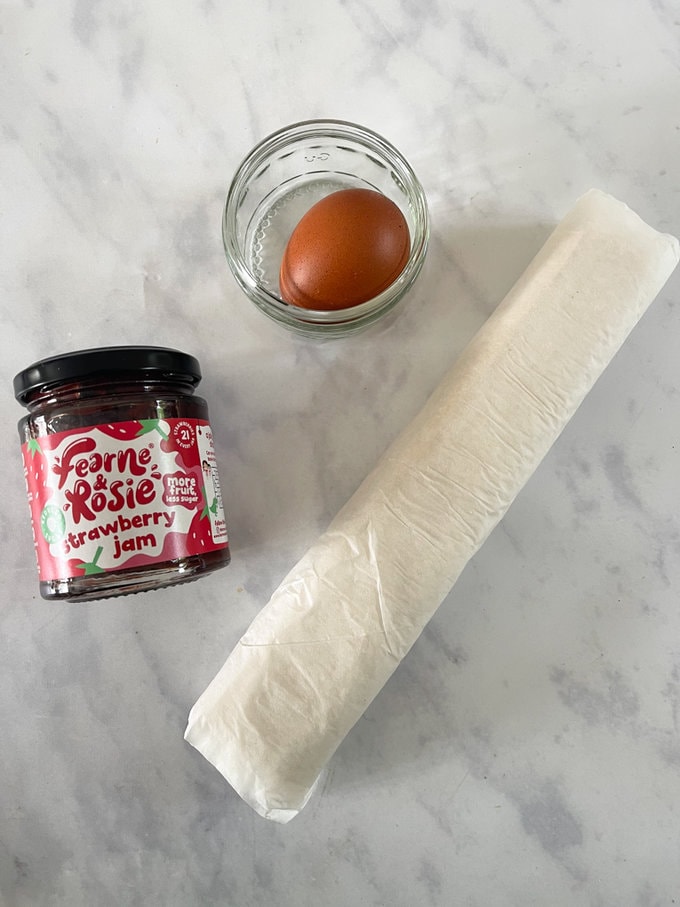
279, 188, 410, 310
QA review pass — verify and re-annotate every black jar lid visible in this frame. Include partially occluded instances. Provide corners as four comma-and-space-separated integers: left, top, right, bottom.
13, 346, 202, 404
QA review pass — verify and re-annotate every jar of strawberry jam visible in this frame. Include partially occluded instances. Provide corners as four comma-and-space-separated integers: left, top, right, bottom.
14, 346, 230, 602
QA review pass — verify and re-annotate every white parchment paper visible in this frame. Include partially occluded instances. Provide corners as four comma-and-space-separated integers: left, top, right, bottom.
185, 190, 679, 822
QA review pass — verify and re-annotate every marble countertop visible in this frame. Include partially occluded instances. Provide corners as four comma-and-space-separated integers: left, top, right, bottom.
2, 1, 680, 904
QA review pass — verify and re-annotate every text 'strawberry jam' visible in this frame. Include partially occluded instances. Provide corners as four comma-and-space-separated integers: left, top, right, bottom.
14, 346, 230, 602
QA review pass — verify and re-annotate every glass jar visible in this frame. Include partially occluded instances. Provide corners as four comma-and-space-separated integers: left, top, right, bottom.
14, 346, 230, 602
223, 119, 429, 337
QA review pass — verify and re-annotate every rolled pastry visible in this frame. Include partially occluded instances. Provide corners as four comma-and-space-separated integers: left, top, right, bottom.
186, 189, 679, 822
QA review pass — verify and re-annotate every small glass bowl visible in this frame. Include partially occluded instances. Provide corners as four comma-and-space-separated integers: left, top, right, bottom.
222, 119, 429, 337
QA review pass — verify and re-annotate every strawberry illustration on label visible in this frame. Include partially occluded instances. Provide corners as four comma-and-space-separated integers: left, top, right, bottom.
98, 423, 143, 441
75, 546, 105, 575
187, 500, 211, 551
99, 419, 170, 441
135, 420, 169, 440
26, 437, 47, 491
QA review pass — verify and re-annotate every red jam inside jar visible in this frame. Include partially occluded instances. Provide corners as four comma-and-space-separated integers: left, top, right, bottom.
14, 346, 230, 602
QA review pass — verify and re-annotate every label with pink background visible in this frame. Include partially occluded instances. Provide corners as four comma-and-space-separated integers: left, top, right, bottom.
22, 418, 228, 581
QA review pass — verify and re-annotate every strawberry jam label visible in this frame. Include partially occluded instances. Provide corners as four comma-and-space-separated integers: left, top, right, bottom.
21, 418, 228, 581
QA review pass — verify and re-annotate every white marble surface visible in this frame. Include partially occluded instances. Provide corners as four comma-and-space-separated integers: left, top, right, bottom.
2, 1, 680, 904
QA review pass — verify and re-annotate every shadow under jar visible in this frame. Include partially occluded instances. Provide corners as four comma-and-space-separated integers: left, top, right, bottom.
223, 119, 429, 337
14, 347, 230, 602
